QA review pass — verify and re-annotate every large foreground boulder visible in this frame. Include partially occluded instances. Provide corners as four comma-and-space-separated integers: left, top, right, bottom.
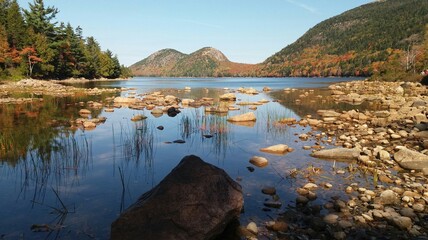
111, 155, 243, 240
310, 147, 361, 161
394, 146, 428, 170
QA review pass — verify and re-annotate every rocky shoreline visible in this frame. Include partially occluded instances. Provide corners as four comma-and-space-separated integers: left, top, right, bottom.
2, 78, 428, 239
256, 80, 428, 240
0, 79, 122, 104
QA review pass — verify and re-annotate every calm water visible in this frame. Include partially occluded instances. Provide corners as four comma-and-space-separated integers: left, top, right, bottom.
0, 77, 371, 239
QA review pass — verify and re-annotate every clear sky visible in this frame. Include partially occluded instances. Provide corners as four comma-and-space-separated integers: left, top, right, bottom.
17, 0, 373, 66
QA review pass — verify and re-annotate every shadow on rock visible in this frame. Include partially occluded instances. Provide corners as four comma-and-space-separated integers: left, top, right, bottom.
111, 155, 243, 240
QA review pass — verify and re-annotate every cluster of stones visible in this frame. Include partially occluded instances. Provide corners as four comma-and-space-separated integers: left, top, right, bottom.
263, 80, 428, 239
0, 79, 121, 104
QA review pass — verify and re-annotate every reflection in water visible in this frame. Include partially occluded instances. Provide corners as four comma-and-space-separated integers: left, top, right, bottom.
2, 77, 379, 239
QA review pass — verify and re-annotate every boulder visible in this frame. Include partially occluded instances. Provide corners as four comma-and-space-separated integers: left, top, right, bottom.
393, 146, 428, 170
310, 148, 360, 161
219, 93, 236, 101
167, 107, 181, 117
227, 112, 256, 122
111, 155, 243, 240
260, 144, 290, 154
249, 156, 269, 167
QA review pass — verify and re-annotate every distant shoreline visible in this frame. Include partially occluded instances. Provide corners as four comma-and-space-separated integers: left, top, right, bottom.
51, 77, 131, 84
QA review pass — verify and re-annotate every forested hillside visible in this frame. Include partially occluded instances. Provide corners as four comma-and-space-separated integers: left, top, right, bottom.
260, 0, 428, 79
0, 0, 131, 80
130, 47, 260, 77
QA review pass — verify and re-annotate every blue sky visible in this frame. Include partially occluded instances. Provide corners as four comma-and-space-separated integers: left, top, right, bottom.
18, 0, 373, 66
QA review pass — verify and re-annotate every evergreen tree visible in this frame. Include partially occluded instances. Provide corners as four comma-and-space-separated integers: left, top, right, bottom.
23, 0, 58, 39
6, 0, 26, 49
84, 36, 101, 79
0, 24, 10, 69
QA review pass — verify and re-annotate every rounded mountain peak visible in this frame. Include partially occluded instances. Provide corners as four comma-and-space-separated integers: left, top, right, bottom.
198, 47, 229, 62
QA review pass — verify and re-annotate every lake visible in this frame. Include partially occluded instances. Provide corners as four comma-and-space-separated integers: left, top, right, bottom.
0, 77, 373, 239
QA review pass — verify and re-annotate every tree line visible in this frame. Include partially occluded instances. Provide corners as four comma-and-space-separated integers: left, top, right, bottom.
0, 0, 131, 80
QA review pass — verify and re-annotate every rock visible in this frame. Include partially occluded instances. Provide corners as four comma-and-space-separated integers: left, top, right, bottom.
412, 203, 425, 212
246, 222, 258, 235
392, 216, 413, 230
303, 183, 318, 190
260, 144, 289, 154
267, 221, 288, 232
296, 195, 309, 205
378, 150, 390, 161
157, 126, 164, 130
261, 187, 276, 195
111, 155, 243, 240
181, 98, 194, 105
227, 112, 256, 122
131, 114, 147, 121
219, 93, 236, 101
380, 190, 397, 205
311, 148, 360, 161
79, 109, 91, 116
400, 208, 416, 218
338, 220, 353, 229
249, 156, 268, 168
114, 97, 137, 104
413, 131, 428, 139
324, 214, 339, 224
394, 146, 428, 170
167, 107, 181, 117
82, 121, 96, 129
151, 108, 164, 116
263, 201, 282, 208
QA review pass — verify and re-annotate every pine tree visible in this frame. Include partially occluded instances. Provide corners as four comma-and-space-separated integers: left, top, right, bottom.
23, 0, 58, 39
0, 24, 10, 69
6, 0, 26, 49
84, 36, 101, 79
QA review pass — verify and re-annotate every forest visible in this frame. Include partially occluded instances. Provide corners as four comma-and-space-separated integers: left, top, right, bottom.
260, 0, 428, 80
0, 0, 131, 80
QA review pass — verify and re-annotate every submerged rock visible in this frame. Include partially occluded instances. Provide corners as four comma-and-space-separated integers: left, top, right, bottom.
249, 156, 269, 168
260, 144, 290, 154
111, 155, 243, 240
227, 112, 256, 122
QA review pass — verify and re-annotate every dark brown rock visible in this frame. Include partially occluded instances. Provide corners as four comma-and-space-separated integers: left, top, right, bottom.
111, 155, 243, 240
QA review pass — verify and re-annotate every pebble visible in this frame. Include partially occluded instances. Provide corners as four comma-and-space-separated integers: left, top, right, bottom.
246, 222, 258, 235
323, 214, 339, 224
303, 183, 318, 190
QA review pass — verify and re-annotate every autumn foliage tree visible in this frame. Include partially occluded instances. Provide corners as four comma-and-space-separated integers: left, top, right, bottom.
20, 47, 42, 77
0, 0, 130, 80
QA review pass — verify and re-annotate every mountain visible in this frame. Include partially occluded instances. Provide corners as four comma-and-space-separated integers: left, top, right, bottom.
129, 49, 186, 76
130, 47, 259, 77
131, 0, 428, 78
259, 0, 428, 77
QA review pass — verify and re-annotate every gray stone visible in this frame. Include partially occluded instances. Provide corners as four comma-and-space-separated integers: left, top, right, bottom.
111, 155, 243, 240
400, 208, 416, 218
392, 216, 413, 230
394, 146, 428, 170
380, 190, 397, 205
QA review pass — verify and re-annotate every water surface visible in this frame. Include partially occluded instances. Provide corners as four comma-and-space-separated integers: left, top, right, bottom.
0, 77, 373, 239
